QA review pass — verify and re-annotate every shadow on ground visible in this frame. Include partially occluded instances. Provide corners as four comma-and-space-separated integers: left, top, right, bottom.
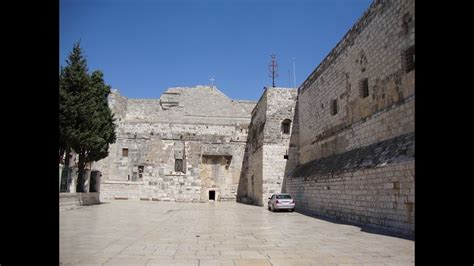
235, 201, 264, 209
294, 209, 414, 240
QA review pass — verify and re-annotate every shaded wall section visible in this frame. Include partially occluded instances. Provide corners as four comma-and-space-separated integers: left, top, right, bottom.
237, 90, 267, 205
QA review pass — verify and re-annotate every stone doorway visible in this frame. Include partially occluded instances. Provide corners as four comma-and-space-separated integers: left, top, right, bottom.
199, 155, 232, 202
209, 190, 216, 201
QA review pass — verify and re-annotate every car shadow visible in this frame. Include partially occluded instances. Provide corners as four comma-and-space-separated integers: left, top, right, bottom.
267, 208, 294, 213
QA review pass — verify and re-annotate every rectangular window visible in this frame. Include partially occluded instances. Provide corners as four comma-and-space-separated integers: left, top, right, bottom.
403, 45, 415, 73
282, 120, 291, 134
122, 148, 129, 157
360, 78, 369, 98
330, 99, 338, 116
175, 159, 183, 173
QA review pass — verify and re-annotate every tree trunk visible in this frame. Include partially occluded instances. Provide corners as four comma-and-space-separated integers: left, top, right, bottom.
59, 147, 65, 165
64, 147, 70, 168
76, 150, 86, 192
60, 147, 71, 192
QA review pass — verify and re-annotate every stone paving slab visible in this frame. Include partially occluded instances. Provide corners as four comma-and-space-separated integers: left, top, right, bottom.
60, 201, 414, 265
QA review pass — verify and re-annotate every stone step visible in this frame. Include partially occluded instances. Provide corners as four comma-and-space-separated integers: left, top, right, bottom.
59, 193, 100, 211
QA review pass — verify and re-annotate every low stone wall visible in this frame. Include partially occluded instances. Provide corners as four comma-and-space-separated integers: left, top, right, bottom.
59, 193, 100, 211
284, 133, 415, 239
100, 181, 145, 201
286, 162, 414, 238
100, 181, 202, 202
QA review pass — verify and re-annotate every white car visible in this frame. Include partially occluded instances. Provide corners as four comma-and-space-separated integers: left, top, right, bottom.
268, 193, 295, 212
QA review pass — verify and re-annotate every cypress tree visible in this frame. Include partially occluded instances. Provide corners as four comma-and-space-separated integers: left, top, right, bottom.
59, 42, 90, 182
59, 42, 116, 192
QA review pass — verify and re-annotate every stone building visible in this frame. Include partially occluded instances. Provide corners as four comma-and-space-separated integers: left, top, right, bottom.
237, 87, 297, 206
283, 0, 415, 238
93, 86, 256, 202
76, 0, 414, 238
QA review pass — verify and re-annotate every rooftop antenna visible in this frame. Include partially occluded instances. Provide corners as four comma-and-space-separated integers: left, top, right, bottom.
288, 69, 291, 88
293, 57, 297, 88
209, 77, 215, 88
268, 54, 279, 87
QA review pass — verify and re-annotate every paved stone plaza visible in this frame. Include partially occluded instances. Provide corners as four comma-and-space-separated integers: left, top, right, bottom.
60, 201, 414, 266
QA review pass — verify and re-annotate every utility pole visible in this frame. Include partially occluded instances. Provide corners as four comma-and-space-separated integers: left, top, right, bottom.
268, 54, 279, 87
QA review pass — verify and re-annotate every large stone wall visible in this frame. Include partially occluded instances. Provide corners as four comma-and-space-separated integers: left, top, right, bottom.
237, 87, 297, 206
297, 0, 414, 164
286, 160, 414, 237
94, 86, 256, 202
262, 89, 298, 204
286, 133, 414, 237
284, 0, 415, 238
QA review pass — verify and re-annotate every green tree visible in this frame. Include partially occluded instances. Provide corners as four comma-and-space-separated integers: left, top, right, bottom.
85, 70, 116, 163
59, 42, 116, 192
59, 43, 90, 169
74, 70, 116, 192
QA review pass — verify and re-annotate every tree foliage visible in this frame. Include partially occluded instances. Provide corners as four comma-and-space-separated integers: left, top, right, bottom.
59, 42, 116, 192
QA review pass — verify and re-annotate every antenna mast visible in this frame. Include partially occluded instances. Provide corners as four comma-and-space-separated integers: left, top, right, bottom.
293, 57, 296, 88
268, 54, 279, 87
288, 69, 291, 88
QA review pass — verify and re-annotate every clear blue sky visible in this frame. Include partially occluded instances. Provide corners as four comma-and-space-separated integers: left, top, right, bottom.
60, 0, 372, 101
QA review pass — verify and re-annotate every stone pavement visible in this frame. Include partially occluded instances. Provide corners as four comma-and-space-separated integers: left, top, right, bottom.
60, 201, 414, 265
